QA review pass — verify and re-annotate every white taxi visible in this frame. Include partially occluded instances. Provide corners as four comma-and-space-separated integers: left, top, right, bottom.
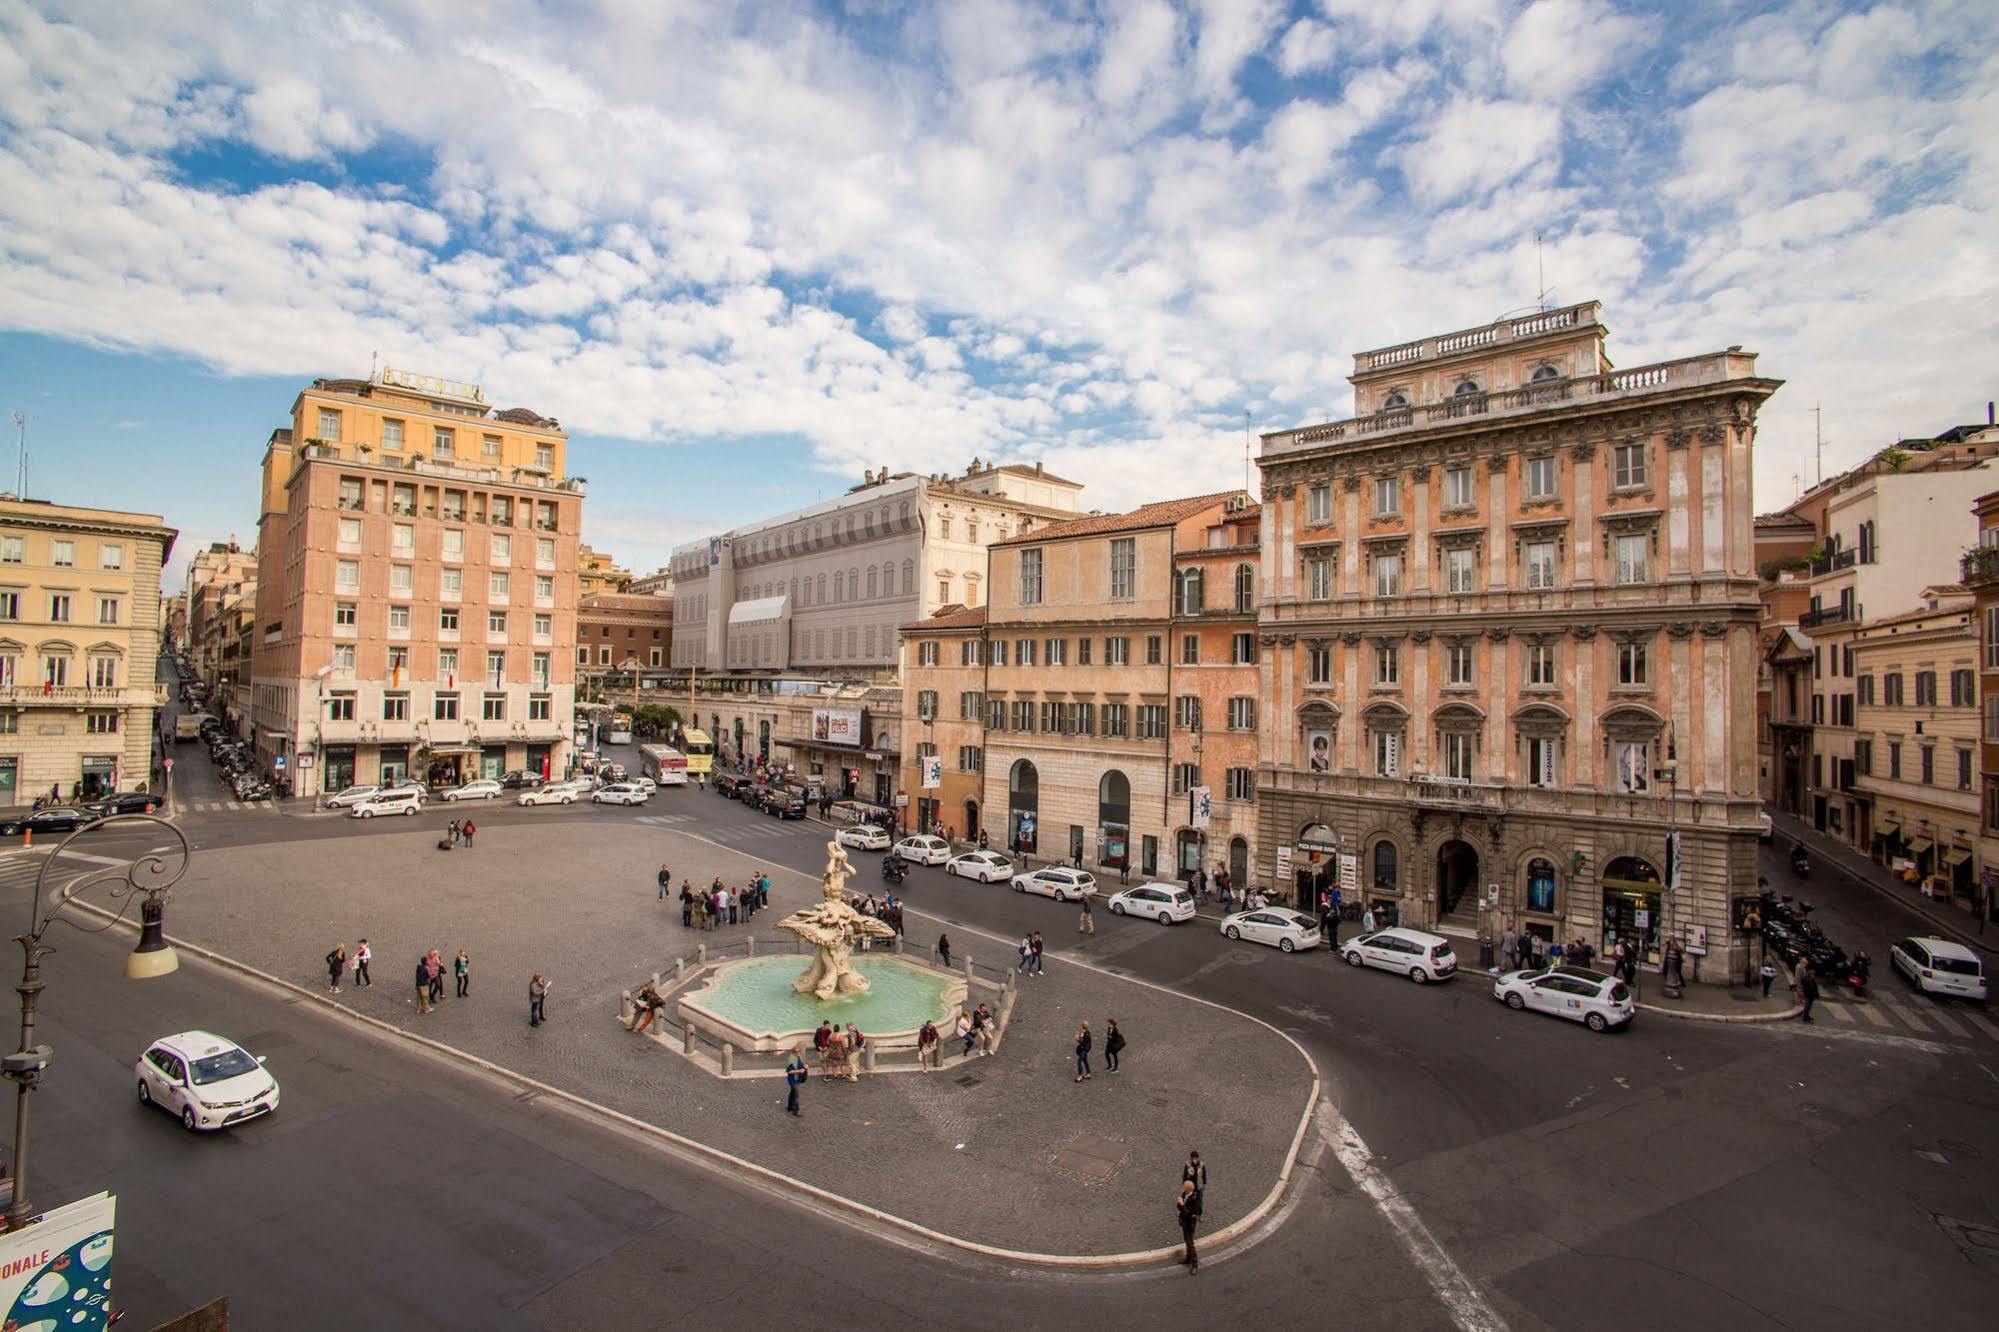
1012, 866, 1096, 902
837, 824, 892, 852
1220, 907, 1322, 953
893, 835, 953, 865
519, 781, 583, 806
1106, 883, 1197, 924
349, 788, 423, 818
135, 1031, 280, 1131
945, 850, 1013, 882
1493, 965, 1635, 1032
591, 782, 651, 806
1342, 927, 1458, 983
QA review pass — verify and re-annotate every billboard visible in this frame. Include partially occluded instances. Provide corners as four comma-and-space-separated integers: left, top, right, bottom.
811, 707, 864, 747
920, 755, 942, 789
1, 1191, 115, 1330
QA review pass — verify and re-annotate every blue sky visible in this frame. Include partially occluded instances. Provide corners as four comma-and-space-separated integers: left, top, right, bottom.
3, 0, 1995, 587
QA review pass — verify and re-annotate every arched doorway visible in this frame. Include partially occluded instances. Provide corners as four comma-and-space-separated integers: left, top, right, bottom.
1229, 836, 1250, 888
1097, 770, 1130, 869
1297, 822, 1336, 911
963, 798, 980, 841
1008, 760, 1039, 854
1601, 855, 1662, 965
1437, 840, 1479, 923
1370, 838, 1400, 923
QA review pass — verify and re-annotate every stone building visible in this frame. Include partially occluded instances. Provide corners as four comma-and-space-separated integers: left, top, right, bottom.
186, 540, 255, 692
250, 370, 584, 791
1255, 301, 1779, 979
1753, 511, 1818, 808
1961, 489, 1999, 921
0, 497, 175, 805
577, 543, 633, 598
898, 605, 989, 839
576, 591, 675, 703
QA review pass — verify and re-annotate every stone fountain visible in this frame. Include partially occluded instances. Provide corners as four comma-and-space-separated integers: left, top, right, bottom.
777, 840, 898, 1000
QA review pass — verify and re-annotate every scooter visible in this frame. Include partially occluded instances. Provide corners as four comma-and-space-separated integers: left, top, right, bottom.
1789, 848, 1811, 878
881, 858, 908, 886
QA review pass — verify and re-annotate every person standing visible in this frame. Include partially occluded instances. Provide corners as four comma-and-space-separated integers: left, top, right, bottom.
352, 938, 372, 988
1361, 905, 1377, 934
1104, 1018, 1125, 1074
1074, 1021, 1092, 1082
1183, 1150, 1207, 1200
658, 863, 672, 902
1176, 1180, 1201, 1271
938, 933, 952, 969
454, 948, 470, 998
680, 882, 695, 928
1500, 926, 1519, 973
413, 954, 434, 1014
728, 886, 740, 926
975, 1003, 996, 1056
784, 1045, 807, 1116
1029, 932, 1045, 976
1795, 960, 1818, 1023
1760, 958, 1778, 997
325, 942, 346, 994
917, 1020, 940, 1071
447, 818, 461, 846
460, 817, 477, 848
528, 973, 550, 1027
1078, 893, 1095, 936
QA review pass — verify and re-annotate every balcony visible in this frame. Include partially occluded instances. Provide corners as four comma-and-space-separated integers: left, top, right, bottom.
1961, 545, 1999, 588
1799, 602, 1860, 630
2, 685, 129, 707
1808, 548, 1858, 578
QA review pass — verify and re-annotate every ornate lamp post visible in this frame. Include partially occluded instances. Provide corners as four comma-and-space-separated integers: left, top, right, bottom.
4, 815, 190, 1230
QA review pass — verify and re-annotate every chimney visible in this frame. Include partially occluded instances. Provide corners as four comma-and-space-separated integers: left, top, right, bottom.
1988, 400, 1994, 425
1034, 461, 1044, 474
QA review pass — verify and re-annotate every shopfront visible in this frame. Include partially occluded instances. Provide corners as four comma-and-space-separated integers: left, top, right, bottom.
425, 746, 475, 787
1009, 759, 1039, 854
1097, 771, 1130, 869
480, 744, 507, 781
1601, 855, 1663, 965
324, 745, 356, 792
526, 744, 552, 780
1295, 827, 1338, 912
79, 756, 118, 799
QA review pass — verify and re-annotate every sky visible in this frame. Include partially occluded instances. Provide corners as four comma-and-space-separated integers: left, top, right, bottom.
2, 0, 1995, 590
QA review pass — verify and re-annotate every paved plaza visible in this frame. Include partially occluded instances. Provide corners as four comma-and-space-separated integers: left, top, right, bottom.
154, 814, 1316, 1255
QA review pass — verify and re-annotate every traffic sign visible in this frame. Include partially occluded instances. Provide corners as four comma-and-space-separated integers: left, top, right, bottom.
274, 754, 287, 769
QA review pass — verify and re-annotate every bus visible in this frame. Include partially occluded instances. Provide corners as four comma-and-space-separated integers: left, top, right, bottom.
607, 712, 634, 746
638, 744, 689, 787
679, 728, 715, 780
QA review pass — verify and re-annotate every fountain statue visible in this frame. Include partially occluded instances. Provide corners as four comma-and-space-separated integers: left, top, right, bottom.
777, 840, 898, 1000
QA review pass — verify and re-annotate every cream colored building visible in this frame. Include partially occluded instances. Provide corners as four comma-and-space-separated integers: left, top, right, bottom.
899, 606, 988, 839
577, 544, 634, 599
186, 541, 255, 691
0, 497, 176, 805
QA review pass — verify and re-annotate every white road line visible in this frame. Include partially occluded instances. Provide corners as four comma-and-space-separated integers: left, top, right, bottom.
1889, 1001, 1933, 1033
1965, 1013, 1999, 1042
1924, 1007, 1969, 1038
1856, 1003, 1892, 1028
1824, 1003, 1855, 1023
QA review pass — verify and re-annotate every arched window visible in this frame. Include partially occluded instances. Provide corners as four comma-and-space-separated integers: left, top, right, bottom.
1178, 568, 1204, 615
866, 567, 878, 599
902, 559, 915, 594
833, 571, 845, 602
1381, 392, 1410, 411
816, 574, 826, 604
1453, 378, 1482, 396
1531, 363, 1561, 382
1372, 840, 1399, 892
1234, 563, 1255, 612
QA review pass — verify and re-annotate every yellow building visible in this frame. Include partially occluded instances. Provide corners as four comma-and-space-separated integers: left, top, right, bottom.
899, 605, 988, 840
0, 497, 176, 805
577, 544, 633, 598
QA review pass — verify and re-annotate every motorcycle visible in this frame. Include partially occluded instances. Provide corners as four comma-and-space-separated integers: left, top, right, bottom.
881, 858, 908, 885
1789, 848, 1810, 878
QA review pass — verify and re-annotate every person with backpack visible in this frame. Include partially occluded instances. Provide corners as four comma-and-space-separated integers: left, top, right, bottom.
1104, 1019, 1125, 1073
784, 1044, 808, 1116
325, 942, 346, 994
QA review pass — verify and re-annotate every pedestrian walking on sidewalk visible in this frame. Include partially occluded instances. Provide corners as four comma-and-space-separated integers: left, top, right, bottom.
1176, 1181, 1201, 1272
937, 933, 952, 969
454, 948, 470, 997
413, 955, 433, 1014
325, 943, 346, 994
1795, 961, 1818, 1022
1500, 926, 1519, 973
1029, 932, 1045, 976
784, 1045, 807, 1116
447, 818, 462, 847
1104, 1018, 1125, 1073
1760, 959, 1777, 997
658, 863, 672, 902
460, 817, 476, 848
1017, 935, 1032, 974
425, 949, 445, 1004
352, 939, 372, 987
1074, 1021, 1093, 1081
528, 973, 550, 1027
1078, 893, 1095, 935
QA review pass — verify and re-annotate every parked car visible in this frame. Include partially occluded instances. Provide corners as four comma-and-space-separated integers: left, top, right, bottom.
1343, 927, 1459, 983
135, 1031, 279, 1132
349, 789, 424, 818
0, 807, 95, 838
324, 784, 381, 810
762, 789, 808, 819
500, 770, 546, 790
86, 791, 162, 817
379, 779, 427, 797
836, 824, 892, 852
1011, 866, 1096, 902
945, 850, 1014, 882
519, 782, 583, 807
1493, 965, 1634, 1031
440, 780, 503, 803
591, 782, 650, 806
1220, 907, 1322, 953
1888, 936, 1988, 1002
1106, 883, 1197, 924
714, 772, 750, 799
893, 835, 953, 865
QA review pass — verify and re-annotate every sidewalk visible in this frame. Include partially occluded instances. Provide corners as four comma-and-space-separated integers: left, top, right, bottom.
1771, 810, 1996, 958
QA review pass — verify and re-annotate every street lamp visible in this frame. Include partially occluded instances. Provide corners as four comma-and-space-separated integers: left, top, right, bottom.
1657, 721, 1683, 999
310, 662, 335, 812
621, 656, 640, 733
5, 815, 190, 1231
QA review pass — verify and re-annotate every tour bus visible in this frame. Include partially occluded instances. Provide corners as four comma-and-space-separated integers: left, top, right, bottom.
607, 712, 634, 746
679, 729, 715, 780
638, 744, 689, 787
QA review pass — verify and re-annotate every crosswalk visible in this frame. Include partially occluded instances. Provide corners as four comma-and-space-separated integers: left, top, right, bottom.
175, 799, 283, 815
0, 846, 156, 893
637, 812, 818, 846
1816, 987, 1999, 1043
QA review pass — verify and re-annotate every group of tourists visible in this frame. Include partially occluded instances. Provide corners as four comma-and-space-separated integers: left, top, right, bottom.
676, 870, 771, 929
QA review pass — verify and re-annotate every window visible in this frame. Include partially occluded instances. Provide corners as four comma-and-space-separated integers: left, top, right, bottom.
39, 653, 67, 687
1959, 748, 1974, 791
1372, 728, 1401, 777
1046, 638, 1068, 666
1988, 608, 1999, 670
1175, 695, 1202, 730
383, 693, 409, 722
1106, 636, 1129, 666
442, 529, 464, 562
1444, 466, 1474, 507
1915, 671, 1937, 707
1017, 638, 1036, 667
1307, 557, 1333, 600
1077, 637, 1093, 665
1137, 704, 1168, 739
338, 517, 362, 551
1179, 568, 1204, 614
388, 605, 410, 630
917, 690, 938, 720
0, 537, 20, 562
1855, 739, 1872, 776
961, 639, 982, 666
332, 644, 356, 672
1527, 642, 1556, 686
535, 576, 554, 603
524, 693, 550, 722
1234, 563, 1255, 612
1446, 547, 1476, 593
1102, 703, 1128, 738
48, 593, 70, 623
1373, 553, 1403, 597
0, 657, 13, 687
536, 537, 556, 566
99, 542, 123, 570
51, 540, 73, 567
492, 533, 512, 563
1527, 736, 1558, 788
532, 652, 551, 687
1617, 641, 1648, 687
1226, 767, 1254, 801
1615, 533, 1648, 584
393, 523, 414, 554
1614, 741, 1651, 793
1109, 538, 1135, 599
1888, 741, 1902, 779
1233, 632, 1256, 664
1227, 697, 1255, 730
1374, 642, 1399, 686
959, 690, 983, 720
1146, 635, 1163, 665
917, 641, 939, 667
1374, 476, 1400, 516
96, 596, 119, 625
434, 607, 457, 634
338, 477, 365, 511
1921, 746, 1935, 785
1613, 441, 1648, 489
0, 592, 16, 620
322, 691, 355, 722
1524, 541, 1557, 589
488, 611, 507, 636
482, 693, 507, 722
483, 648, 506, 682
1306, 485, 1333, 525
1308, 643, 1332, 684
1446, 642, 1475, 686
1442, 731, 1475, 782
489, 571, 510, 600
390, 564, 413, 595
1950, 668, 1975, 707
317, 408, 341, 441
437, 648, 459, 682
1181, 634, 1199, 665
990, 639, 1007, 667
1884, 673, 1904, 706
1019, 549, 1043, 604
392, 483, 416, 516
89, 655, 117, 688
1525, 455, 1556, 499
434, 692, 459, 721
86, 710, 118, 734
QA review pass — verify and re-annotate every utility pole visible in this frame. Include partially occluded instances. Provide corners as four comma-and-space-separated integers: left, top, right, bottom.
1814, 403, 1824, 484
10, 411, 30, 498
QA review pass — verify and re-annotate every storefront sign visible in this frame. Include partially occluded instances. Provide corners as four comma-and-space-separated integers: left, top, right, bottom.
1298, 837, 1339, 856
1338, 854, 1357, 892
380, 367, 483, 402
1275, 845, 1294, 883
1, 1191, 114, 1330
811, 708, 864, 747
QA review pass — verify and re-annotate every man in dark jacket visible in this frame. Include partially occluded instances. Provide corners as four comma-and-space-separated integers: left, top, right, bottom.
1176, 1180, 1200, 1270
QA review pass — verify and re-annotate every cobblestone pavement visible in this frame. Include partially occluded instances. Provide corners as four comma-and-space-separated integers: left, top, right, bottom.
156, 814, 1315, 1255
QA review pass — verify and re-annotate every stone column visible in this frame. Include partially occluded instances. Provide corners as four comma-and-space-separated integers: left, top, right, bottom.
1410, 467, 1431, 594
1669, 624, 1695, 789
1701, 623, 1728, 794
1486, 458, 1509, 590
1486, 632, 1509, 783
1700, 429, 1727, 576
1340, 478, 1362, 595
1340, 635, 1362, 772
1667, 431, 1691, 579
1409, 635, 1430, 771
1571, 444, 1597, 585
1573, 628, 1598, 787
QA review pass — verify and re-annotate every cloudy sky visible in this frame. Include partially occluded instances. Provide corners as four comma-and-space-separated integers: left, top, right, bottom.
2, 0, 1994, 584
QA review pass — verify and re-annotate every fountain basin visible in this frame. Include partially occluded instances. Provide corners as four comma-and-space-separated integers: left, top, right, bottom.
679, 955, 967, 1053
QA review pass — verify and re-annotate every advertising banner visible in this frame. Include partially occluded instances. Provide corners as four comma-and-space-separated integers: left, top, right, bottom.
920, 755, 942, 789
811, 708, 864, 747
1, 1191, 115, 1330
1190, 786, 1212, 829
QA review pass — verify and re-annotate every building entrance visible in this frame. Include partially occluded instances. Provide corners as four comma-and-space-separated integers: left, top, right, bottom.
1601, 855, 1663, 966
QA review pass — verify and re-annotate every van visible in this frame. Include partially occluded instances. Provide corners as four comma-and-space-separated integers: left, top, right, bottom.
1888, 937, 1988, 1002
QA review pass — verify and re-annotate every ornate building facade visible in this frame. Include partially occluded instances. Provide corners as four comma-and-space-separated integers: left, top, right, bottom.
1255, 302, 1780, 980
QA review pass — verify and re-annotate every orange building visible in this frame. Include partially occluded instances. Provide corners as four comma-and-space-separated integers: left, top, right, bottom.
1168, 496, 1262, 885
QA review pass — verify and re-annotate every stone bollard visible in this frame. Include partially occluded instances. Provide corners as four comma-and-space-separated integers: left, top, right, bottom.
747, 936, 757, 957
698, 943, 708, 965
650, 972, 661, 991
964, 955, 974, 984
893, 934, 904, 955
675, 957, 685, 980
720, 1042, 734, 1077
683, 1024, 697, 1055
619, 990, 633, 1024
864, 1044, 877, 1074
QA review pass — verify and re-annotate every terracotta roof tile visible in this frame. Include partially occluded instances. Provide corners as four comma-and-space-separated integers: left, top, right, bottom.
579, 592, 676, 613
990, 490, 1251, 547
901, 604, 988, 632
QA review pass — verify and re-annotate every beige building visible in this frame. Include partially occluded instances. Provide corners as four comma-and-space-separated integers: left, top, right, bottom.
577, 544, 634, 599
186, 540, 255, 691
691, 683, 904, 807
1968, 490, 1999, 917
1255, 301, 1778, 977
1852, 588, 1981, 906
899, 605, 988, 839
0, 497, 176, 805
250, 371, 584, 792
626, 568, 675, 597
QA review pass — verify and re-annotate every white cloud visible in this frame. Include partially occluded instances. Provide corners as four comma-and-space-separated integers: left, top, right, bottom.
1501, 0, 1649, 101
1398, 96, 1563, 203
1276, 19, 1338, 78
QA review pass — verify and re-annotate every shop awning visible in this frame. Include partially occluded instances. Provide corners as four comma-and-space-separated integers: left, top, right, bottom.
1907, 837, 1935, 856
1943, 847, 1972, 868
1873, 819, 1900, 840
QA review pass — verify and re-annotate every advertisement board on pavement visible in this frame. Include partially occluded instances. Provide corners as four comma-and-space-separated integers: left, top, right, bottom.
0, 1191, 115, 1330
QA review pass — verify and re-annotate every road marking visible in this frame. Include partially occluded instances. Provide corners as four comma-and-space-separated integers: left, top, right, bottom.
1889, 1001, 1933, 1033
1965, 1013, 1999, 1042
1924, 1007, 1969, 1038
1824, 1003, 1854, 1024
1856, 1003, 1892, 1028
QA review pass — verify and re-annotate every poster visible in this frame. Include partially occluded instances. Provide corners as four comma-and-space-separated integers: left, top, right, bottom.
1014, 810, 1037, 852
1338, 853, 1357, 892
811, 708, 864, 747
1101, 824, 1128, 866
1191, 786, 1212, 829
1305, 728, 1332, 773
920, 755, 942, 789
1528, 863, 1556, 913
0, 1191, 115, 1331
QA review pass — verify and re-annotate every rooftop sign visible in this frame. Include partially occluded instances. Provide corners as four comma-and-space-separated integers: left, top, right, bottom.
379, 367, 485, 403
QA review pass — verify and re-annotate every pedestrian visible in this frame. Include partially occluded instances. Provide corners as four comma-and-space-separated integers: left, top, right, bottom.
658, 863, 672, 902
845, 1025, 864, 1081
1074, 1021, 1093, 1082
938, 933, 952, 969
447, 817, 461, 846
528, 973, 550, 1026
918, 1019, 940, 1071
325, 942, 346, 994
1017, 935, 1032, 974
975, 1002, 996, 1055
1547, 938, 1565, 969
427, 949, 446, 1004
814, 1020, 834, 1075
1795, 960, 1818, 1023
413, 954, 433, 1014
1176, 1180, 1201, 1272
1760, 958, 1778, 997
1362, 905, 1377, 934
956, 1010, 975, 1057
1105, 1018, 1127, 1072
681, 882, 695, 928
460, 817, 476, 848
352, 938, 372, 987
727, 885, 739, 926
454, 948, 470, 998
1029, 931, 1045, 976
785, 1044, 808, 1116
692, 892, 708, 930
977, 828, 989, 851
627, 979, 662, 1034
826, 1024, 850, 1080
1078, 893, 1095, 935
1500, 926, 1519, 972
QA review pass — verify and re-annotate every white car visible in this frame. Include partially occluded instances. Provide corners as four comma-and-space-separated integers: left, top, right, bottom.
135, 1031, 280, 1132
441, 779, 502, 802
632, 775, 658, 796
591, 782, 650, 805
1343, 927, 1458, 983
1107, 883, 1197, 924
1758, 811, 1774, 842
349, 788, 424, 818
893, 835, 953, 865
324, 784, 380, 809
946, 850, 1013, 882
1012, 866, 1096, 902
837, 825, 892, 852
380, 779, 427, 797
1221, 907, 1322, 953
518, 782, 582, 806
1493, 965, 1634, 1032
1888, 936, 1988, 1002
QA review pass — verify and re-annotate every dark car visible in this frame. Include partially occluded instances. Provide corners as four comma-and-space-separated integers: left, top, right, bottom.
86, 791, 162, 817
500, 770, 546, 790
763, 789, 808, 819
1, 807, 95, 837
714, 772, 749, 799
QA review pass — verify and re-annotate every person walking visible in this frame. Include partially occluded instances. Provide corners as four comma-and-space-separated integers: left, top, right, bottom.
937, 933, 952, 969
528, 973, 550, 1027
1029, 932, 1045, 976
1795, 960, 1818, 1023
352, 938, 372, 987
1017, 935, 1032, 975
658, 863, 672, 902
1760, 958, 1778, 998
917, 1020, 940, 1071
1078, 893, 1095, 936
1176, 1180, 1201, 1272
1500, 926, 1519, 973
460, 817, 477, 848
447, 818, 461, 847
454, 948, 470, 998
325, 943, 346, 994
1183, 1150, 1207, 1199
1104, 1018, 1125, 1073
413, 954, 434, 1014
627, 979, 662, 1034
1074, 1021, 1093, 1082
681, 882, 695, 928
784, 1044, 807, 1116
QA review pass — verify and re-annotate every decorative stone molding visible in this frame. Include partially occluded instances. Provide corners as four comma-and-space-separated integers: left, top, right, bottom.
1664, 428, 1693, 451
1343, 475, 1363, 492
1410, 465, 1432, 482
1485, 626, 1510, 642
1339, 631, 1363, 645
1569, 624, 1598, 641
1258, 633, 1279, 645
1411, 629, 1432, 645
1699, 620, 1729, 639
1569, 441, 1597, 462
1610, 626, 1656, 643
1665, 622, 1696, 640
1433, 528, 1484, 551
1697, 424, 1727, 447
1485, 454, 1510, 474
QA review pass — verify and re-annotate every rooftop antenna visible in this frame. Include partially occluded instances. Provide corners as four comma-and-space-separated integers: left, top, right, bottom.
1814, 403, 1823, 483
1244, 408, 1253, 497
1534, 232, 1551, 312
10, 410, 29, 498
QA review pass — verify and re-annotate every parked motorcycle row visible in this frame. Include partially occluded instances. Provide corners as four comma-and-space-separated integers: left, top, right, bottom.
200, 720, 289, 802
1759, 889, 1852, 984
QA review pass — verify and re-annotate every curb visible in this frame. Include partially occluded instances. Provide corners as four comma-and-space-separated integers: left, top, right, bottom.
68, 891, 1316, 1271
